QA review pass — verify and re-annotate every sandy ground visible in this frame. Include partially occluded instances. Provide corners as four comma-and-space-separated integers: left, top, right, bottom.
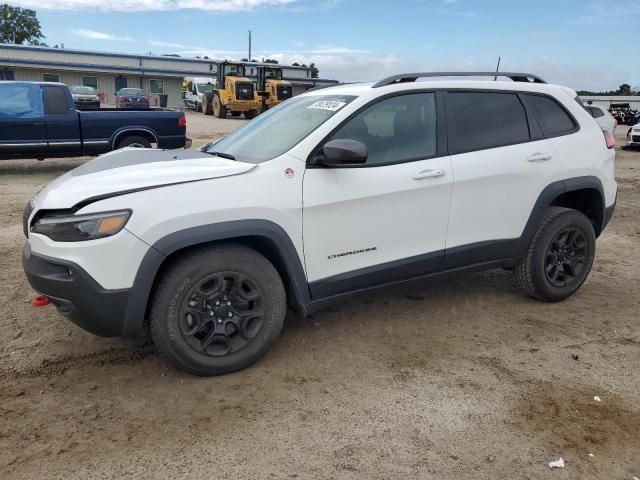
0, 112, 638, 479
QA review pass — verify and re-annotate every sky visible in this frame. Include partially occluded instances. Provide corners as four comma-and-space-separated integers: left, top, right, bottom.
5, 0, 640, 91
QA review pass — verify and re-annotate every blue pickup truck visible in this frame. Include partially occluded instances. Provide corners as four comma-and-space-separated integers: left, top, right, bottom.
0, 81, 191, 160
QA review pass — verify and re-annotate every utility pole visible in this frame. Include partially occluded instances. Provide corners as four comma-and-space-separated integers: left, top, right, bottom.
248, 30, 252, 62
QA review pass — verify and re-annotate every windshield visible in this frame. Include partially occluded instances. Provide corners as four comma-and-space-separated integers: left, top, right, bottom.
197, 83, 213, 93
119, 88, 144, 96
71, 86, 95, 95
223, 63, 245, 77
206, 94, 356, 163
264, 68, 283, 80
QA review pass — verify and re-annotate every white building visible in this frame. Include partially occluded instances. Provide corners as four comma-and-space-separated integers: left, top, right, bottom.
0, 43, 338, 108
579, 95, 640, 110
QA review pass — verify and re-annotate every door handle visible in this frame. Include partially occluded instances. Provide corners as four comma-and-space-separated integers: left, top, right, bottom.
527, 153, 553, 162
413, 169, 446, 180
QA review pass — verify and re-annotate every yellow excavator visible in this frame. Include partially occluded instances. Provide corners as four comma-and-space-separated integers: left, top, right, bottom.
202, 61, 262, 119
256, 66, 293, 111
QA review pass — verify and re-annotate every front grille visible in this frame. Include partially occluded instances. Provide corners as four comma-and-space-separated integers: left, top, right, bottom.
23, 200, 34, 238
235, 82, 254, 101
633, 135, 640, 143
277, 85, 292, 100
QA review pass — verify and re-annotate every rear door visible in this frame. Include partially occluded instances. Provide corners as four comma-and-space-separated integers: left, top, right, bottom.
0, 82, 47, 158
443, 90, 563, 268
42, 85, 82, 156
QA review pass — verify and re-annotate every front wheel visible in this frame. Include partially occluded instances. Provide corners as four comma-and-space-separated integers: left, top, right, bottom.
213, 94, 227, 118
150, 244, 287, 376
515, 207, 596, 302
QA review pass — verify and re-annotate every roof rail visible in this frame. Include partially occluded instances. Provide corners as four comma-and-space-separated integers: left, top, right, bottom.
372, 72, 547, 88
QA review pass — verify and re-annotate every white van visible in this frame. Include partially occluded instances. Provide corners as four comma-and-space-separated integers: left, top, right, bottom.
184, 77, 215, 112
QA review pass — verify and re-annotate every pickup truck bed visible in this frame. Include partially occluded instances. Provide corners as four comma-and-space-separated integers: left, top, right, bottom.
0, 81, 190, 160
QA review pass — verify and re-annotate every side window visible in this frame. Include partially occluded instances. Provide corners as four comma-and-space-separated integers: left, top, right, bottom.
524, 94, 576, 136
449, 92, 530, 152
0, 83, 43, 118
591, 107, 604, 118
328, 93, 437, 165
42, 86, 70, 114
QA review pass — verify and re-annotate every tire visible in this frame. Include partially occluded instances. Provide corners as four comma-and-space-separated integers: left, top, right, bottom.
150, 244, 287, 376
195, 101, 202, 113
515, 207, 596, 302
213, 94, 227, 118
117, 135, 152, 149
244, 109, 258, 119
202, 94, 213, 115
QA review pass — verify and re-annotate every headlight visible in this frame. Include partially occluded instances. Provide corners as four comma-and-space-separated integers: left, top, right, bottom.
31, 210, 131, 242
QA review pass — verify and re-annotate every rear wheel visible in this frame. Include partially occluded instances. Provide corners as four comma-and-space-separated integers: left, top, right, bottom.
150, 244, 287, 376
244, 109, 258, 119
117, 135, 152, 149
515, 207, 595, 302
213, 94, 227, 118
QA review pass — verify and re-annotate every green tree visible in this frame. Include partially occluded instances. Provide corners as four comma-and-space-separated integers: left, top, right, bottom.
0, 4, 44, 45
309, 62, 319, 78
264, 58, 279, 64
617, 83, 632, 96
292, 62, 300, 66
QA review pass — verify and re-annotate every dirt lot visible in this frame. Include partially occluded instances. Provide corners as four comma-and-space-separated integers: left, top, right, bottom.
0, 112, 638, 479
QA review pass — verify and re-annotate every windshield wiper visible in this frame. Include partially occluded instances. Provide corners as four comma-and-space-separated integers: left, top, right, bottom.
206, 151, 236, 160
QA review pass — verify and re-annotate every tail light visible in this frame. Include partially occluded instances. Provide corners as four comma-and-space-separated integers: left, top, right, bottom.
118, 96, 125, 102
178, 115, 186, 128
604, 130, 615, 149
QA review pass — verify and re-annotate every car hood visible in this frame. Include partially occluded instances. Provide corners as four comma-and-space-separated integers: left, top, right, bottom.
33, 148, 257, 210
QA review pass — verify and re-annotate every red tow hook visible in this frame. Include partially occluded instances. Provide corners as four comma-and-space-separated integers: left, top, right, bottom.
32, 295, 52, 307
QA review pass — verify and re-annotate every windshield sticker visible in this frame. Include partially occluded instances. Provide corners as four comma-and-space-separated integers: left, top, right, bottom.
308, 100, 347, 112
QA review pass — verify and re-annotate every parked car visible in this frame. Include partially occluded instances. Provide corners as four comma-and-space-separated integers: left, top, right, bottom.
584, 104, 617, 132
70, 85, 100, 110
184, 77, 215, 112
0, 81, 190, 160
625, 123, 640, 148
23, 72, 617, 376
116, 87, 149, 109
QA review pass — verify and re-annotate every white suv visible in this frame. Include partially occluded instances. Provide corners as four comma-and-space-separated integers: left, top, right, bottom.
23, 72, 617, 375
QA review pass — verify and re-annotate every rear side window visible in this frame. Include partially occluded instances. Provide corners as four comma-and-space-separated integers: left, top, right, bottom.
586, 106, 604, 118
448, 92, 529, 152
524, 94, 576, 136
42, 86, 70, 114
0, 83, 43, 118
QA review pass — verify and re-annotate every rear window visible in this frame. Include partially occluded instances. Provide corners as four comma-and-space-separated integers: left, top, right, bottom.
42, 86, 69, 114
524, 94, 576, 136
449, 92, 530, 152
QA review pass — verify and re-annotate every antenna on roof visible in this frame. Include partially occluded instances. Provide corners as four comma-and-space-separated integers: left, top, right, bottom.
494, 56, 501, 81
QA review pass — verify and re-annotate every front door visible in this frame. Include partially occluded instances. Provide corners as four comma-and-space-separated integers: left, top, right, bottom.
115, 75, 127, 93
303, 92, 453, 298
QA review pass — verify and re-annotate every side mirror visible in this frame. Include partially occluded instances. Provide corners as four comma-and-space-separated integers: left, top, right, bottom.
314, 139, 367, 166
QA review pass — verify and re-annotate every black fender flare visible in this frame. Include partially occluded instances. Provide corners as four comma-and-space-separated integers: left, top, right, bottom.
513, 176, 605, 258
121, 220, 309, 338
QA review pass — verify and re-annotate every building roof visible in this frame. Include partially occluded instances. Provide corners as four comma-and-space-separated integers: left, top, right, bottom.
0, 43, 339, 85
